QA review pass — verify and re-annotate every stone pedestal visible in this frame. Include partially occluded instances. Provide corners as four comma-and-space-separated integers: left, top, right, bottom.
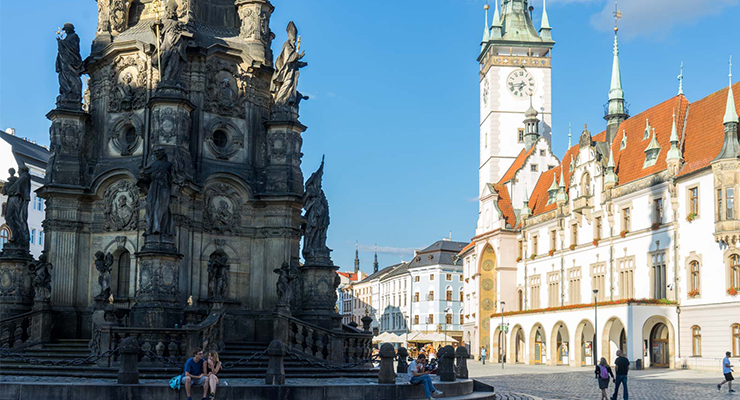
265, 339, 286, 385
29, 301, 53, 345
378, 343, 397, 384
130, 249, 183, 328
148, 88, 195, 181
265, 120, 305, 195
296, 263, 338, 330
455, 346, 469, 379
0, 255, 33, 319
46, 108, 89, 186
118, 336, 140, 384
438, 345, 456, 382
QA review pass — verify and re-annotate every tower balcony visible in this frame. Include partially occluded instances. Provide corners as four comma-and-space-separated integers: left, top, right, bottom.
713, 220, 740, 244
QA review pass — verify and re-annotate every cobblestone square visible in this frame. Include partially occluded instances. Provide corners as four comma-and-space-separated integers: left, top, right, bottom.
468, 363, 737, 400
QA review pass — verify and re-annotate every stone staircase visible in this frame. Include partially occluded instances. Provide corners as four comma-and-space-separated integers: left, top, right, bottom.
0, 339, 377, 379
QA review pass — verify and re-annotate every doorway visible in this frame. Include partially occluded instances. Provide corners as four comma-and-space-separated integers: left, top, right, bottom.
650, 323, 670, 368
535, 330, 544, 364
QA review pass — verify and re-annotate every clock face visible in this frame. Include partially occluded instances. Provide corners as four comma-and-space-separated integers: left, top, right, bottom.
507, 69, 536, 99
482, 78, 490, 106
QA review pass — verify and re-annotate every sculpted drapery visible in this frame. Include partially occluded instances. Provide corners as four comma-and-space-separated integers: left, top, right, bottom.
56, 23, 84, 107
138, 147, 175, 243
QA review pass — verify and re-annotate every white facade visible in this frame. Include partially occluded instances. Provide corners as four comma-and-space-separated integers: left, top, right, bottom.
378, 264, 411, 336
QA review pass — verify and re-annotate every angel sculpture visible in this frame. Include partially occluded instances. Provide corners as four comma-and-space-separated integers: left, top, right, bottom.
28, 252, 53, 302
95, 251, 114, 300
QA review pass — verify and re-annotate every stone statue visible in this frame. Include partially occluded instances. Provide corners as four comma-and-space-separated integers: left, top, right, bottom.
3, 166, 31, 253
94, 251, 114, 300
270, 21, 308, 118
207, 252, 230, 299
274, 262, 292, 307
56, 23, 84, 109
302, 157, 331, 265
153, 1, 187, 86
137, 147, 175, 245
28, 252, 53, 302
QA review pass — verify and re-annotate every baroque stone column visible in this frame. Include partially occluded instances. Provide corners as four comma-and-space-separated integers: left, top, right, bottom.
235, 0, 274, 66
265, 120, 304, 195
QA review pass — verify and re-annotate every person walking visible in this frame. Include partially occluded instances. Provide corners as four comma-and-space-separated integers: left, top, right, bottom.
717, 351, 735, 393
481, 347, 487, 365
595, 357, 614, 400
611, 350, 629, 400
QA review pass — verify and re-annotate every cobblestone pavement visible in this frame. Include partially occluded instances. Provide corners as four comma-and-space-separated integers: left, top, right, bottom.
467, 362, 738, 400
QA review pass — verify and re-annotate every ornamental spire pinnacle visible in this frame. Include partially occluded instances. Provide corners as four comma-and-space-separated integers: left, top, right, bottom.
482, 3, 490, 44
354, 241, 360, 274
540, 0, 552, 40
605, 1, 627, 144
667, 109, 682, 161
724, 56, 738, 124
568, 122, 572, 148
677, 62, 684, 96
373, 244, 379, 273
492, 0, 501, 26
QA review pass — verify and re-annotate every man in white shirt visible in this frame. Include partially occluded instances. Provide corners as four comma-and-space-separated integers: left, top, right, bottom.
718, 351, 735, 393
407, 354, 444, 400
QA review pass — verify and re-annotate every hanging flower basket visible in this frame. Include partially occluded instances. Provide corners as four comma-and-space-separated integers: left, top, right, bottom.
687, 289, 700, 298
549, 249, 555, 256
727, 287, 739, 296
569, 244, 576, 251
593, 239, 599, 247
686, 212, 697, 222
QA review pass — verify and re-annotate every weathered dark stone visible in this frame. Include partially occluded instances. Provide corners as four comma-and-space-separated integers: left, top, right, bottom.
302, 157, 331, 266
437, 345, 456, 382
378, 343, 396, 384
361, 315, 372, 333
265, 340, 286, 385
28, 253, 53, 303
94, 251, 113, 300
455, 346, 469, 379
271, 21, 308, 120
137, 147, 175, 249
55, 23, 84, 110
117, 336, 140, 384
2, 166, 31, 257
396, 346, 408, 373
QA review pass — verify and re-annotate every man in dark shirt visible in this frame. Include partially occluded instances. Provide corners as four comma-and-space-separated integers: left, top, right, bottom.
611, 350, 630, 400
181, 347, 209, 400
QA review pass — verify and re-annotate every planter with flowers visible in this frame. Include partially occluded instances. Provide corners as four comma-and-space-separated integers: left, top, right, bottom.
569, 244, 576, 251
620, 230, 628, 238
728, 287, 739, 296
687, 289, 700, 298
549, 249, 555, 256
530, 254, 536, 261
593, 239, 600, 247
686, 212, 698, 223
516, 256, 522, 262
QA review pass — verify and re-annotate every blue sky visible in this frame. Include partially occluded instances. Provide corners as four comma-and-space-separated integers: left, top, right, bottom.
1, 0, 739, 274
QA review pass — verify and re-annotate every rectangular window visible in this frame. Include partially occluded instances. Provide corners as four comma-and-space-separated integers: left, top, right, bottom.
414, 276, 420, 282
430, 274, 434, 281
595, 217, 602, 240
518, 128, 525, 143
689, 187, 699, 216
446, 273, 452, 281
529, 275, 541, 309
413, 292, 419, 302
548, 276, 560, 307
459, 290, 464, 302
550, 230, 557, 252
718, 189, 724, 220
651, 252, 667, 299
428, 314, 434, 324
38, 231, 43, 246
617, 257, 635, 299
591, 264, 606, 301
518, 240, 523, 259
532, 235, 539, 255
428, 291, 434, 301
531, 164, 538, 172
414, 315, 419, 325
728, 188, 735, 219
571, 224, 578, 246
30, 229, 35, 244
568, 268, 581, 305
622, 208, 631, 232
460, 314, 464, 325
653, 198, 663, 225
539, 150, 546, 156
445, 314, 453, 324
446, 290, 452, 301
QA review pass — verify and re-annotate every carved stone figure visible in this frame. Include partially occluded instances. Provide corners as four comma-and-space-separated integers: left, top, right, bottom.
3, 166, 31, 253
274, 262, 292, 306
94, 251, 114, 300
137, 147, 175, 245
104, 180, 139, 231
153, 1, 186, 86
28, 253, 53, 302
204, 59, 249, 118
56, 23, 84, 109
97, 0, 111, 35
203, 183, 242, 234
288, 257, 302, 311
109, 54, 148, 112
270, 22, 308, 119
302, 157, 331, 265
207, 252, 230, 299
110, 0, 131, 34
238, 7, 255, 39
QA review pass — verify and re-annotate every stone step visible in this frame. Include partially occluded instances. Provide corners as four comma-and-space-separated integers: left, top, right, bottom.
443, 392, 497, 400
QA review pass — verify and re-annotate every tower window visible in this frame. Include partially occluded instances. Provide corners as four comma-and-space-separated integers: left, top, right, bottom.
531, 165, 538, 172
727, 188, 735, 219
689, 187, 699, 217
213, 129, 229, 149
518, 129, 525, 143
539, 150, 545, 156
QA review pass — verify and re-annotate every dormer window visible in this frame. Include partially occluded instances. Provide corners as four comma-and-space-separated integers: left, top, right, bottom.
643, 128, 661, 168
547, 174, 559, 205
620, 130, 627, 150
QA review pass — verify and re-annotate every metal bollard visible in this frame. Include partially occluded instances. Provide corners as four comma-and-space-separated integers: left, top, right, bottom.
117, 336, 140, 384
396, 346, 409, 374
265, 340, 286, 385
455, 346, 469, 379
438, 345, 456, 382
378, 343, 396, 384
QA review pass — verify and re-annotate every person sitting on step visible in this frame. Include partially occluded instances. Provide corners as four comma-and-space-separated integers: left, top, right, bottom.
407, 353, 444, 400
181, 347, 210, 400
205, 351, 224, 399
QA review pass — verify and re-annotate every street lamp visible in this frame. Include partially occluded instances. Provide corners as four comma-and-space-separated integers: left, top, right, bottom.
500, 301, 505, 370
593, 289, 598, 366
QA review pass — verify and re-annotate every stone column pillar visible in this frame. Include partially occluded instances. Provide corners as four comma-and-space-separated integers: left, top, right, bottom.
235, 0, 275, 66
378, 343, 396, 384
438, 345, 456, 382
130, 251, 183, 328
0, 257, 32, 319
296, 263, 338, 330
264, 120, 305, 195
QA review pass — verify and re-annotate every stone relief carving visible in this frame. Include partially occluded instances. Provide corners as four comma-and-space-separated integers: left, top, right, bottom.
138, 147, 175, 247
110, 0, 132, 34
97, 0, 111, 35
204, 59, 249, 118
28, 253, 53, 302
94, 251, 114, 300
104, 180, 139, 231
207, 252, 230, 300
138, 258, 179, 297
203, 183, 242, 234
151, 107, 190, 145
238, 7, 256, 39
109, 54, 148, 112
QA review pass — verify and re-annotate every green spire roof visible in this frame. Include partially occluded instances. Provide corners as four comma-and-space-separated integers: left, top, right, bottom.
492, 0, 501, 27
482, 4, 490, 44
500, 0, 546, 43
541, 0, 551, 30
609, 32, 624, 101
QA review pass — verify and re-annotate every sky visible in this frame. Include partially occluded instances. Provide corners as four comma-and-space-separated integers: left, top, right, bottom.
1, 0, 739, 275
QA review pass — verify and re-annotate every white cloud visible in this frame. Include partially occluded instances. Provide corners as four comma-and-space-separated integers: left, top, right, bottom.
358, 244, 417, 255
546, 0, 739, 38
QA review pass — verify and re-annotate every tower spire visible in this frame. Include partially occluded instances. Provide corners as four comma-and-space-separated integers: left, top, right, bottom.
724, 56, 738, 124
540, 0, 552, 40
666, 109, 681, 161
354, 241, 360, 275
482, 2, 490, 47
715, 56, 740, 161
604, 1, 627, 144
677, 62, 684, 96
373, 244, 379, 273
568, 122, 572, 148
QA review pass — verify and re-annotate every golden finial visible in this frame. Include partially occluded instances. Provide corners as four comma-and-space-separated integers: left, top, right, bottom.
484, 4, 490, 10
296, 35, 302, 52
108, 294, 114, 305
187, 295, 193, 306
613, 2, 622, 32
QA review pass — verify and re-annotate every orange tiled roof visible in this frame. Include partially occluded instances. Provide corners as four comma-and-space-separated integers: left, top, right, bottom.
337, 271, 360, 282
679, 82, 740, 177
498, 146, 536, 184
459, 241, 475, 255
492, 184, 516, 227
611, 95, 690, 185
529, 143, 581, 216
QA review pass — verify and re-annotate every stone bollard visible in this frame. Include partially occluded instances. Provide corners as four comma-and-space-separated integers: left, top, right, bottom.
265, 340, 286, 385
455, 346, 469, 379
437, 345, 456, 382
361, 316, 372, 332
396, 346, 409, 374
378, 343, 397, 384
117, 336, 140, 384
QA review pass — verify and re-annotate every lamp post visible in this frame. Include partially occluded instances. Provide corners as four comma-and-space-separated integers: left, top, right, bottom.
500, 301, 505, 369
593, 289, 598, 366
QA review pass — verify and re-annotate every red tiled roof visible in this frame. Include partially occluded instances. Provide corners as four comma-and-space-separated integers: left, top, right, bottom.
611, 95, 690, 185
498, 146, 536, 184
337, 271, 360, 282
679, 82, 740, 177
459, 241, 475, 255
492, 184, 516, 227
530, 143, 581, 216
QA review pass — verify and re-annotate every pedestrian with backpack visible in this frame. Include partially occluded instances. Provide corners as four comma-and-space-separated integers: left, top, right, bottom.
595, 357, 614, 400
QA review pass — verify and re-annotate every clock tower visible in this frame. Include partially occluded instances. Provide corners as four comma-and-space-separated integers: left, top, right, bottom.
478, 0, 554, 190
